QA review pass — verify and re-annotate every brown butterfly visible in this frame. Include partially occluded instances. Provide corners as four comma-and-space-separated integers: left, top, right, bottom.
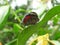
22, 12, 39, 25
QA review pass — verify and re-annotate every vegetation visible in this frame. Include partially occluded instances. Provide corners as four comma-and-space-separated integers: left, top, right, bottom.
0, 0, 60, 45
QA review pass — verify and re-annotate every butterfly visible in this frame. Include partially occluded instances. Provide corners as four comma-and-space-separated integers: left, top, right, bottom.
22, 12, 39, 25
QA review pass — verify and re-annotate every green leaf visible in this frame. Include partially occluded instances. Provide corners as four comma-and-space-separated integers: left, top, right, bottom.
51, 30, 60, 40
0, 5, 10, 30
18, 6, 60, 45
5, 39, 17, 45
13, 23, 23, 34
53, 17, 58, 25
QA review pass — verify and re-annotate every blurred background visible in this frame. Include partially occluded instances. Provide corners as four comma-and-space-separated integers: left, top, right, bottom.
0, 0, 60, 45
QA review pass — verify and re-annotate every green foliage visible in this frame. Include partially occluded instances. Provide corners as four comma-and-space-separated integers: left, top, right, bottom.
0, 5, 10, 30
0, 2, 60, 45
18, 6, 60, 45
51, 30, 60, 40
13, 23, 23, 34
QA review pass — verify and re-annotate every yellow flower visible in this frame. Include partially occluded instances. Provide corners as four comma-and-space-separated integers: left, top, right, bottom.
0, 42, 2, 45
29, 33, 55, 45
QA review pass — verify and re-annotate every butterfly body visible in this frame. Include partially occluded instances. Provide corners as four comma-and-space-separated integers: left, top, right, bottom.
22, 12, 39, 25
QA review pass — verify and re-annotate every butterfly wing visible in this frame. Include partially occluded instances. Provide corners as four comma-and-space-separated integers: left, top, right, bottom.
22, 15, 31, 25
22, 12, 39, 25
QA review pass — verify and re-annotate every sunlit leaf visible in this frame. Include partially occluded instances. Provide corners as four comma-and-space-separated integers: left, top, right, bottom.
0, 5, 10, 30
